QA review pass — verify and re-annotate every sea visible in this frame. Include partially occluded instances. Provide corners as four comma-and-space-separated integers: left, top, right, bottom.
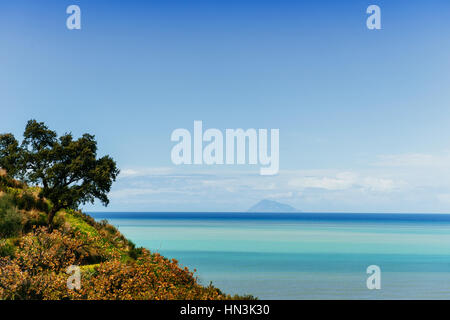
90, 212, 450, 299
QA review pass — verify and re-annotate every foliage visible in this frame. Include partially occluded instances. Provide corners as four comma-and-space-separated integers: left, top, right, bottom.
0, 191, 253, 300
0, 121, 253, 300
0, 174, 26, 191
12, 190, 50, 213
67, 252, 228, 300
0, 225, 239, 300
0, 134, 20, 177
0, 239, 16, 258
0, 194, 23, 238
0, 120, 120, 224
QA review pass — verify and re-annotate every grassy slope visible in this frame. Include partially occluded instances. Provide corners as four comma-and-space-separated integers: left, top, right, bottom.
0, 174, 254, 300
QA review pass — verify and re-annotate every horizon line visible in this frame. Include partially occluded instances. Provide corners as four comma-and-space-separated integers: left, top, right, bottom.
87, 211, 450, 215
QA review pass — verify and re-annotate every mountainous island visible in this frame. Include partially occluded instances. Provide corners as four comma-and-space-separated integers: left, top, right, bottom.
247, 200, 300, 213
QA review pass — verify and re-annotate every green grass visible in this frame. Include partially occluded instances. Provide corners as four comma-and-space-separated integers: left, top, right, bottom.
60, 210, 130, 261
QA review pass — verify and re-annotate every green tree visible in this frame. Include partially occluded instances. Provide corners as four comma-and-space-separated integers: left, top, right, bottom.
0, 134, 20, 177
0, 120, 119, 225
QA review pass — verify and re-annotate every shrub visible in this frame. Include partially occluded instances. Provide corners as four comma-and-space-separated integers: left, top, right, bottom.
17, 227, 106, 273
0, 239, 15, 257
0, 195, 22, 238
15, 191, 35, 211
10, 190, 50, 214
71, 252, 227, 300
0, 175, 25, 191
127, 240, 144, 260
22, 211, 48, 234
35, 198, 50, 213
0, 256, 69, 300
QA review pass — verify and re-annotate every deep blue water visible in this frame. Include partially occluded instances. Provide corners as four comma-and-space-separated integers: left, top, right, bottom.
92, 212, 450, 222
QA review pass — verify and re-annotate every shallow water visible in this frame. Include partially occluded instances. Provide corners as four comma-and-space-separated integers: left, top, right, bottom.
91, 212, 450, 299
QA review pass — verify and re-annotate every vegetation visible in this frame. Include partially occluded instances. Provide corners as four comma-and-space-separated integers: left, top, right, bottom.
0, 170, 254, 300
0, 195, 22, 238
0, 121, 254, 300
0, 120, 119, 225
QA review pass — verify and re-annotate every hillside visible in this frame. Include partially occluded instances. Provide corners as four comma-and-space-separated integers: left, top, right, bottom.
247, 200, 299, 213
0, 172, 252, 300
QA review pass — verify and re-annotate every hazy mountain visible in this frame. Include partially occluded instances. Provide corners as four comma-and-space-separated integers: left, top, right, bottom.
247, 200, 299, 213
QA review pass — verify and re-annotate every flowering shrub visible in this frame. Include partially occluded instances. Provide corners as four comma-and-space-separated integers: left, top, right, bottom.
0, 222, 241, 300
0, 230, 228, 300
71, 252, 226, 300
0, 177, 250, 300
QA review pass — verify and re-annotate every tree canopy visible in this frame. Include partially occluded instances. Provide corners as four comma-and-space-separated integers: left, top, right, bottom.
0, 120, 119, 224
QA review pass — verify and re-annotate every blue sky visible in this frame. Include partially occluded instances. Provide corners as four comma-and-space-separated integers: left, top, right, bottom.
1, 0, 450, 212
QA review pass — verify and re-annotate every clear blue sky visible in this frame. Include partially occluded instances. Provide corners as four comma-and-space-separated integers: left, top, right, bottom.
1, 0, 450, 212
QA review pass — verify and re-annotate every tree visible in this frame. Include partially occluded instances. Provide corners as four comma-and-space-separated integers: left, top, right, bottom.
0, 120, 119, 225
0, 134, 20, 177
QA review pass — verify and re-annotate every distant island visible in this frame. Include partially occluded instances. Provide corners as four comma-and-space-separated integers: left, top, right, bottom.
247, 200, 300, 213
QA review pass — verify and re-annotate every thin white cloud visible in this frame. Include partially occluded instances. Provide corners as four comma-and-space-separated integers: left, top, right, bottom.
110, 187, 181, 198
361, 177, 396, 192
288, 172, 357, 190
267, 192, 294, 199
119, 167, 175, 178
374, 153, 450, 167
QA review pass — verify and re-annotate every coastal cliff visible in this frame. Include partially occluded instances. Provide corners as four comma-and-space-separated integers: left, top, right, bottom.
0, 173, 252, 300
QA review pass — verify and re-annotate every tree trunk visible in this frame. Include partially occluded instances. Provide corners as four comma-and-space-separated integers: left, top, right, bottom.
47, 207, 59, 226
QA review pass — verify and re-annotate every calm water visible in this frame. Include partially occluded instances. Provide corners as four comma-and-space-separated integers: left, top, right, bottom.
91, 212, 450, 299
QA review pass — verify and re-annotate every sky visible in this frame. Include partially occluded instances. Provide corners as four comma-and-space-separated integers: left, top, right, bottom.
1, 0, 450, 212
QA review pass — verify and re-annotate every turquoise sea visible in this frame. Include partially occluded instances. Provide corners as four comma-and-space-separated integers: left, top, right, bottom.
91, 212, 450, 299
